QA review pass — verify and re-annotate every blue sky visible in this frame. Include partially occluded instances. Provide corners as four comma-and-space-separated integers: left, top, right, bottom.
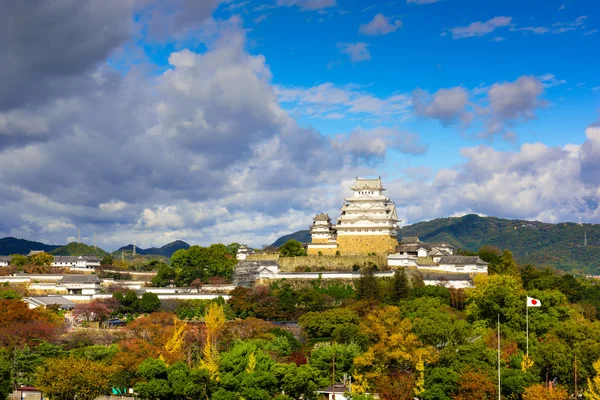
0, 0, 599, 249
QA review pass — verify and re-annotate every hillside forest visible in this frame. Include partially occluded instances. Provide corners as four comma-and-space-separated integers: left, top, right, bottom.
2, 241, 600, 399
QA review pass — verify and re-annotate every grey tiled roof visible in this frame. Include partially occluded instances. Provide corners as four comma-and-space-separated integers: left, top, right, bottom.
313, 213, 331, 221
420, 272, 473, 281
400, 236, 421, 244
60, 274, 100, 283
438, 256, 487, 265
53, 255, 100, 263
0, 256, 12, 262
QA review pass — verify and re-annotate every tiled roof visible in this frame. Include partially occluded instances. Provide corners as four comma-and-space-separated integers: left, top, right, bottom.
438, 256, 487, 265
313, 213, 331, 221
60, 274, 100, 283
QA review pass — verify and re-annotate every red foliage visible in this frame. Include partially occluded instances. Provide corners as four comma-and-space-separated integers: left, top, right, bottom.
0, 299, 65, 347
289, 350, 307, 365
73, 300, 112, 322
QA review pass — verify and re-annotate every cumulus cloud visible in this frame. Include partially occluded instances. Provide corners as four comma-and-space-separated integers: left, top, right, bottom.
412, 87, 472, 126
337, 42, 372, 62
360, 14, 403, 36
331, 127, 427, 162
387, 128, 600, 225
136, 206, 185, 229
449, 16, 512, 39
0, 12, 381, 249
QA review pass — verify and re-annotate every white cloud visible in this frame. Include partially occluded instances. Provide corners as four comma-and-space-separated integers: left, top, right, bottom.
331, 127, 427, 160
137, 206, 185, 229
359, 14, 402, 36
538, 73, 566, 88
412, 87, 471, 126
99, 201, 128, 213
584, 29, 598, 35
337, 42, 371, 62
449, 16, 512, 39
275, 82, 411, 120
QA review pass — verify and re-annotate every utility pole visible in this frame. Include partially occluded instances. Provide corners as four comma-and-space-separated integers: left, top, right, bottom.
332, 350, 336, 400
575, 355, 578, 397
133, 240, 136, 257
77, 228, 81, 243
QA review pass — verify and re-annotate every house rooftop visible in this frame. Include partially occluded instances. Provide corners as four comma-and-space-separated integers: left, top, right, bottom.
439, 256, 487, 265
60, 274, 100, 284
24, 296, 76, 309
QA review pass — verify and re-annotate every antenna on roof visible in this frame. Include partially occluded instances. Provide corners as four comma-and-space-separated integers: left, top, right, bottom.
77, 228, 81, 243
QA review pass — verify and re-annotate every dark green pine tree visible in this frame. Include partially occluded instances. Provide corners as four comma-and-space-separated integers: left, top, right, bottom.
356, 266, 380, 301
391, 268, 410, 302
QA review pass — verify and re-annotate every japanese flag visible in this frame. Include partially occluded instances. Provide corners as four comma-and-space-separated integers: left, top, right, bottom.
527, 297, 541, 307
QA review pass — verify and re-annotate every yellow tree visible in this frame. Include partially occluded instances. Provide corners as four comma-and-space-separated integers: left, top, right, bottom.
200, 303, 226, 378
523, 384, 568, 400
353, 306, 435, 394
585, 358, 600, 399
162, 317, 187, 364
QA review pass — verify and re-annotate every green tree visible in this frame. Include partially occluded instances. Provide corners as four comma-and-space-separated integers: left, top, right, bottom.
151, 266, 176, 287
272, 363, 323, 400
101, 255, 113, 265
309, 342, 361, 381
278, 240, 307, 257
0, 351, 12, 400
356, 266, 380, 301
298, 308, 360, 338
391, 268, 411, 302
140, 293, 161, 313
9, 254, 28, 268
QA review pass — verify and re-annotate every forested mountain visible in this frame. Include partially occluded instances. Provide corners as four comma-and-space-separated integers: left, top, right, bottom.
0, 237, 189, 259
115, 240, 190, 258
51, 242, 109, 257
0, 237, 61, 255
271, 231, 311, 247
272, 214, 600, 273
401, 214, 599, 273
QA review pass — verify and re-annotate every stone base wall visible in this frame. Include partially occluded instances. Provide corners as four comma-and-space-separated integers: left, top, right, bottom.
311, 238, 331, 244
307, 246, 338, 256
336, 235, 398, 256
279, 255, 388, 272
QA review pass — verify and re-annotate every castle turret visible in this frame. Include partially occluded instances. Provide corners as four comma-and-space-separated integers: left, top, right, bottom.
307, 213, 338, 255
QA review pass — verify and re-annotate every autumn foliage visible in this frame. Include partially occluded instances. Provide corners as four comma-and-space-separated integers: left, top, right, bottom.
0, 299, 64, 347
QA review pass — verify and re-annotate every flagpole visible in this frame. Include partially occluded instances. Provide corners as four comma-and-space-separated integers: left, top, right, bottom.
498, 313, 501, 400
526, 301, 529, 357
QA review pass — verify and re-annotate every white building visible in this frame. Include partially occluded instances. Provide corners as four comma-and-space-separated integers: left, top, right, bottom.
336, 177, 399, 238
60, 274, 101, 295
387, 237, 488, 274
236, 245, 253, 261
52, 255, 101, 271
307, 213, 338, 255
0, 256, 10, 267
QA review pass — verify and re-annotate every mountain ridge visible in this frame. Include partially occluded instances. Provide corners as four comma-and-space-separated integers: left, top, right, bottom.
0, 237, 190, 259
